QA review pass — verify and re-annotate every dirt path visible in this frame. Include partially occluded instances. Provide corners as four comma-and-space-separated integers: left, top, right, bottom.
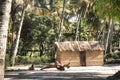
5, 64, 120, 80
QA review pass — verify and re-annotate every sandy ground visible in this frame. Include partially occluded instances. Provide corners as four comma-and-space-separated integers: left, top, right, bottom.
4, 64, 120, 80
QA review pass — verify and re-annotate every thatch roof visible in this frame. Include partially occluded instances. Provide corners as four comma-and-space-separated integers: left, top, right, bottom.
55, 41, 104, 51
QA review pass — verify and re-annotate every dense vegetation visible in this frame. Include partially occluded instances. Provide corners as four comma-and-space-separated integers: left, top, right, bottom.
5, 0, 120, 67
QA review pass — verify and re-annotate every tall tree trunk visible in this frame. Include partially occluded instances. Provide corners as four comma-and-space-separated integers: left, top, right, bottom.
105, 18, 110, 54
58, 0, 66, 41
75, 14, 81, 41
101, 19, 107, 45
119, 40, 120, 48
105, 17, 114, 54
0, 0, 12, 79
10, 1, 18, 60
108, 18, 114, 53
11, 8, 25, 66
39, 43, 44, 57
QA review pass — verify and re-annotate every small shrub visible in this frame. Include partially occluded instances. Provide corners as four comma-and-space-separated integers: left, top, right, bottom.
15, 55, 41, 65
15, 53, 55, 65
15, 56, 32, 65
40, 55, 54, 63
5, 54, 11, 69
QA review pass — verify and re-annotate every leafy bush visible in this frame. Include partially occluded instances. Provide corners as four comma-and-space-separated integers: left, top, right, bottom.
5, 54, 11, 69
40, 55, 52, 63
105, 52, 119, 60
15, 54, 54, 65
15, 56, 34, 65
105, 52, 120, 64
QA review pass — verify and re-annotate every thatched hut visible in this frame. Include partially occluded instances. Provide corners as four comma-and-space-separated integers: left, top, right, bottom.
55, 41, 104, 66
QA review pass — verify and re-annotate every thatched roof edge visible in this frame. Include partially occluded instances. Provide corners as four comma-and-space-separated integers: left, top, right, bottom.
55, 41, 104, 51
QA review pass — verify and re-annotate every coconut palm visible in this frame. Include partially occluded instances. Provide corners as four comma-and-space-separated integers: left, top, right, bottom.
11, 0, 31, 66
0, 0, 12, 79
95, 0, 120, 54
57, 0, 66, 41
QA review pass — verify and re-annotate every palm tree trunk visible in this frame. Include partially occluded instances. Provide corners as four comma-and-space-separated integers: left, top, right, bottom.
11, 8, 25, 66
101, 19, 107, 45
108, 18, 114, 53
0, 0, 12, 79
58, 0, 66, 41
105, 17, 114, 54
75, 14, 81, 41
119, 40, 120, 48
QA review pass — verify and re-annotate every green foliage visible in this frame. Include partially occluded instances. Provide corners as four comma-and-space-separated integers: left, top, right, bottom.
95, 0, 120, 20
21, 13, 57, 57
40, 54, 53, 63
22, 13, 56, 43
70, 0, 78, 4
16, 53, 54, 65
5, 54, 11, 69
15, 54, 54, 65
105, 52, 120, 62
105, 52, 114, 59
112, 27, 120, 47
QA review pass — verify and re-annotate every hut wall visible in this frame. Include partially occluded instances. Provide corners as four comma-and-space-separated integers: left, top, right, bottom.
56, 50, 81, 66
86, 50, 104, 66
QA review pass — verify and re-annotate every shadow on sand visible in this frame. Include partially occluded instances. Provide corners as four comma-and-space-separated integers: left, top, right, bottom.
5, 70, 106, 80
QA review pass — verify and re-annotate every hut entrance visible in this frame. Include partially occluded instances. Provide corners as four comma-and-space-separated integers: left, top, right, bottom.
80, 51, 86, 66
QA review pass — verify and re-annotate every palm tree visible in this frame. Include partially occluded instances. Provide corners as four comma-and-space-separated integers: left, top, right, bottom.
95, 0, 120, 54
58, 0, 66, 41
11, 0, 29, 66
11, 8, 26, 66
0, 0, 12, 79
75, 1, 87, 41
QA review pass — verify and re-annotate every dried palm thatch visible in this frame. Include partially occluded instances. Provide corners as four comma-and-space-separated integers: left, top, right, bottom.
55, 41, 104, 51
